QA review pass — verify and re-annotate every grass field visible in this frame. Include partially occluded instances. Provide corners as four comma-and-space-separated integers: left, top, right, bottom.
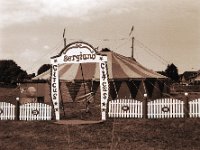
0, 119, 200, 150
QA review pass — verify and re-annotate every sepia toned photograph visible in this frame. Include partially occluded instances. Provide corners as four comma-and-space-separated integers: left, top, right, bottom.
0, 0, 200, 149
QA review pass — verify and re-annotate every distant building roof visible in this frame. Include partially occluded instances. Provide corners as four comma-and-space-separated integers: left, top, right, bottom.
194, 71, 200, 81
180, 71, 198, 82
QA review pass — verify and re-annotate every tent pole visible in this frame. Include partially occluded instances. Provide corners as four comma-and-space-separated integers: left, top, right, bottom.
132, 80, 143, 99
129, 25, 134, 58
131, 37, 135, 58
63, 28, 66, 48
80, 64, 89, 112
91, 80, 94, 92
113, 81, 118, 98
59, 82, 66, 117
80, 63, 87, 95
91, 80, 94, 101
142, 80, 147, 94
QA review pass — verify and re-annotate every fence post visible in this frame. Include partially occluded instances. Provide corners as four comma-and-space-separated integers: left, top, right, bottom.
184, 92, 189, 118
143, 94, 148, 119
16, 97, 20, 120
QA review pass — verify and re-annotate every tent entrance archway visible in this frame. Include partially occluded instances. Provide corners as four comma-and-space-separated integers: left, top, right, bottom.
50, 42, 109, 120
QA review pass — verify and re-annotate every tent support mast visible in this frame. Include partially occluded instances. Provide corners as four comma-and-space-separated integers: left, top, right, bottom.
63, 28, 66, 47
131, 37, 135, 58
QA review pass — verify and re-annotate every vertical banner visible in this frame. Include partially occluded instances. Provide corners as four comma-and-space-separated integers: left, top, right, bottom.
99, 57, 109, 120
51, 62, 60, 120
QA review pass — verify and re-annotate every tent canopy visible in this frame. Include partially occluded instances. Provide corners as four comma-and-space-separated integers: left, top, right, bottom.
34, 48, 166, 81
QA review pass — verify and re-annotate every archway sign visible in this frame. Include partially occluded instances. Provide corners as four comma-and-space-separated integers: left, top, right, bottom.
51, 41, 109, 120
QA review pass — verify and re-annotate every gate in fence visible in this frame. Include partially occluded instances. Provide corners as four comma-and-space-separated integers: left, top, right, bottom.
189, 98, 200, 118
108, 99, 143, 118
148, 98, 184, 118
0, 102, 15, 120
20, 103, 52, 120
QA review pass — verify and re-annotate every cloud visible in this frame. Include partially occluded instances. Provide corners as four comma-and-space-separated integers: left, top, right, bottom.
1, 0, 199, 29
0, 0, 133, 28
17, 48, 48, 73
31, 37, 39, 42
43, 45, 50, 49
20, 48, 39, 61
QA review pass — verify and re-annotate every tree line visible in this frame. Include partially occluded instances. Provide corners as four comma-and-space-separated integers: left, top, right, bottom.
0, 60, 179, 85
0, 60, 50, 85
158, 63, 179, 82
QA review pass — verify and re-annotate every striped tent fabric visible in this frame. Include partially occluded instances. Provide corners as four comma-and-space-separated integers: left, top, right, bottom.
34, 49, 166, 81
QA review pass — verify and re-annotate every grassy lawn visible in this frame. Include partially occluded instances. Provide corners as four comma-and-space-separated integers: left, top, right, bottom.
0, 119, 200, 150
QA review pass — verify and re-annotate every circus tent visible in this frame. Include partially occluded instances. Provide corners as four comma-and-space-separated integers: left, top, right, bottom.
33, 48, 168, 102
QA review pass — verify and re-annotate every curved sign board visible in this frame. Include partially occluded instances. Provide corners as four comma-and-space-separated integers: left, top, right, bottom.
50, 41, 109, 121
52, 42, 101, 64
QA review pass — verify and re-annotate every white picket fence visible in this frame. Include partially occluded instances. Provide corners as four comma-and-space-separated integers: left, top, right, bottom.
20, 103, 52, 120
108, 99, 143, 118
189, 98, 200, 118
0, 102, 15, 120
148, 98, 184, 118
1, 98, 200, 120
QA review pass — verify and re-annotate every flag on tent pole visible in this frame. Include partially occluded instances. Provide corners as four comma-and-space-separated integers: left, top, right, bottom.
129, 26, 134, 36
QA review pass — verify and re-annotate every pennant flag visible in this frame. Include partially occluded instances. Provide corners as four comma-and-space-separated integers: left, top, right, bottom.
129, 26, 134, 36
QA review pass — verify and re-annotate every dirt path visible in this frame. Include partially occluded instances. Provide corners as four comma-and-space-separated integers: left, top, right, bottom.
54, 120, 104, 125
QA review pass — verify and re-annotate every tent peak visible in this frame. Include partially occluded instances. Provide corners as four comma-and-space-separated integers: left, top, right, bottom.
101, 48, 111, 52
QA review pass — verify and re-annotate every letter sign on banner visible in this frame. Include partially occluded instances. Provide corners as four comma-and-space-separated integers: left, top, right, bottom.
51, 62, 60, 120
50, 42, 109, 121
99, 58, 109, 120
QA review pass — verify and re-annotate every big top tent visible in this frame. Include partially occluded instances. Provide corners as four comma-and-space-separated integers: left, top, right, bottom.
33, 42, 169, 102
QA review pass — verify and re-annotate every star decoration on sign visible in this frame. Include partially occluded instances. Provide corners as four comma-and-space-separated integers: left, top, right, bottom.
102, 108, 106, 112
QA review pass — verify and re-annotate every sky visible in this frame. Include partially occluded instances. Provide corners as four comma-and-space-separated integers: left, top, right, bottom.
0, 0, 200, 74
